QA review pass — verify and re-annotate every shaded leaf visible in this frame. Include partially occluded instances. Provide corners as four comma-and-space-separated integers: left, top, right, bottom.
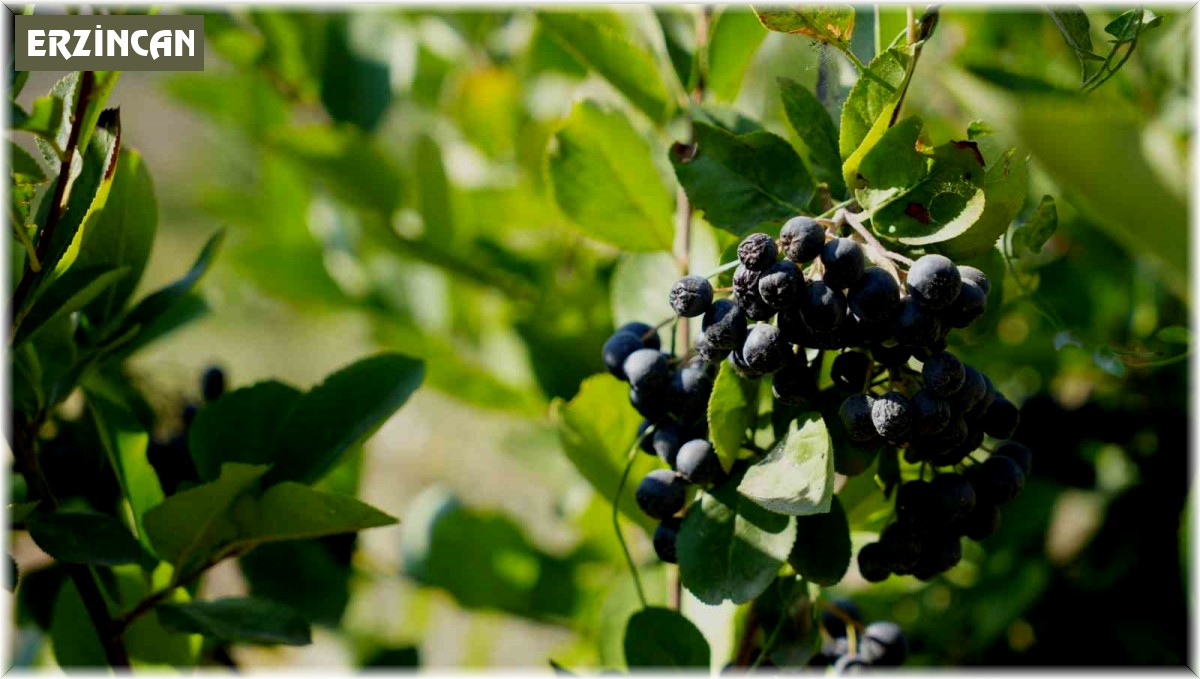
10, 142, 47, 183
1104, 9, 1161, 42
11, 96, 65, 140
624, 607, 711, 668
9, 501, 41, 524
672, 122, 814, 238
319, 15, 392, 132
240, 540, 351, 627
188, 381, 303, 483
779, 77, 846, 196
787, 494, 851, 586
547, 100, 674, 252
1012, 195, 1058, 255
12, 266, 129, 347
26, 511, 145, 566
268, 124, 402, 216
233, 482, 397, 546
753, 5, 855, 45
84, 388, 164, 553
158, 597, 311, 646
708, 361, 761, 473
1046, 6, 1097, 56
264, 352, 425, 485
655, 7, 697, 91
110, 230, 223, 346
677, 465, 797, 605
537, 11, 676, 122
692, 104, 764, 135
739, 413, 834, 516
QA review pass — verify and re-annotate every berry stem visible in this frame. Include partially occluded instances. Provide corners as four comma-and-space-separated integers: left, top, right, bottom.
839, 209, 906, 283
701, 259, 740, 280
613, 445, 649, 609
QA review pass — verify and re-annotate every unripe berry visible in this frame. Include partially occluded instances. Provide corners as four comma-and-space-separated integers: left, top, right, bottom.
906, 254, 962, 310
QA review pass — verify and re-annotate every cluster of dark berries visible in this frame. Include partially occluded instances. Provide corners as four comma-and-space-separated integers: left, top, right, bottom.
147, 366, 225, 495
811, 598, 908, 670
857, 440, 1032, 582
602, 322, 725, 561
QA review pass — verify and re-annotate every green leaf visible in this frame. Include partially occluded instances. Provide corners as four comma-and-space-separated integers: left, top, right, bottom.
839, 47, 914, 186
239, 540, 351, 627
707, 9, 767, 102
50, 581, 109, 668
677, 465, 797, 605
319, 15, 392, 132
264, 352, 425, 485
547, 100, 675, 252
1013, 195, 1058, 255
623, 607, 711, 668
84, 389, 164, 553
269, 124, 402, 216
413, 133, 455, 248
787, 494, 850, 586
551, 374, 658, 532
937, 146, 1030, 260
12, 265, 129, 347
188, 381, 304, 483
10, 142, 47, 183
707, 361, 761, 473
655, 8, 698, 91
610, 252, 678, 329
111, 230, 223, 346
753, 5, 854, 44
537, 11, 675, 122
233, 482, 397, 546
102, 292, 210, 362
778, 77, 846, 197
143, 463, 270, 573
9, 501, 41, 524
943, 70, 1187, 297
77, 148, 158, 327
400, 486, 586, 620
157, 598, 312, 646
671, 122, 814, 238
11, 95, 65, 140
1103, 9, 1160, 42
692, 104, 765, 135
1157, 326, 1190, 345
869, 140, 988, 247
35, 73, 82, 168
26, 511, 145, 566
739, 413, 834, 516
820, 404, 885, 478
852, 116, 927, 212
1047, 7, 1097, 57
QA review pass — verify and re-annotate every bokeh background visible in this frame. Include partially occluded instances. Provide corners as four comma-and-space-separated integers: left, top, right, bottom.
10, 5, 1192, 669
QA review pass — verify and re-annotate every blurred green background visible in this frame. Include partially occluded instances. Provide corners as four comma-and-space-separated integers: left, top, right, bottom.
11, 5, 1191, 669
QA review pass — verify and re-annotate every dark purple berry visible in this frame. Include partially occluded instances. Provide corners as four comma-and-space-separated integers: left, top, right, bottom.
906, 255, 962, 310
669, 275, 714, 317
780, 216, 825, 263
737, 233, 778, 271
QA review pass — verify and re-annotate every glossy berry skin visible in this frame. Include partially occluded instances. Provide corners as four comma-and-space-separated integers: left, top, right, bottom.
799, 281, 848, 333
629, 388, 668, 420
893, 297, 943, 348
982, 396, 1021, 440
839, 394, 877, 443
669, 275, 714, 317
973, 456, 1025, 505
906, 254, 962, 310
857, 542, 892, 582
742, 324, 790, 374
831, 351, 870, 392
737, 233, 778, 271
780, 216, 825, 263
861, 622, 908, 666
911, 389, 951, 437
202, 366, 226, 402
922, 351, 965, 397
947, 366, 987, 414
635, 469, 688, 520
930, 472, 976, 523
871, 391, 913, 441
651, 423, 683, 467
702, 299, 748, 350
945, 279, 987, 328
957, 265, 991, 297
603, 332, 645, 381
994, 441, 1033, 476
653, 517, 681, 563
618, 322, 660, 350
758, 260, 805, 309
675, 439, 722, 485
623, 349, 670, 393
821, 237, 866, 289
847, 267, 901, 324
669, 367, 712, 419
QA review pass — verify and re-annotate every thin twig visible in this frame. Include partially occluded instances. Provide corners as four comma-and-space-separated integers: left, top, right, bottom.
614, 446, 648, 609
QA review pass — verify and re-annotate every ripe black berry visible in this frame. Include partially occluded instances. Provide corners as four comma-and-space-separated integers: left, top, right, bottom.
652, 422, 683, 467
734, 286, 775, 321
603, 332, 645, 381
726, 348, 763, 379
857, 542, 891, 582
893, 297, 942, 348
921, 351, 965, 397
982, 396, 1021, 440
742, 324, 789, 374
831, 351, 870, 392
653, 517, 681, 563
833, 655, 869, 673
629, 387, 668, 420
847, 267, 901, 324
202, 366, 226, 402
758, 260, 805, 309
946, 365, 986, 414
669, 367, 712, 419
675, 439, 722, 485
962, 502, 1001, 541
779, 216, 825, 263
623, 349, 670, 393
799, 280, 848, 333
957, 265, 991, 297
973, 455, 1025, 505
772, 358, 816, 406
880, 522, 922, 573
861, 621, 908, 666
618, 321, 661, 350
930, 472, 976, 523
871, 391, 913, 441
694, 333, 729, 363
896, 480, 936, 525
911, 389, 951, 437
871, 343, 911, 368
635, 469, 688, 519
637, 419, 657, 456
906, 255, 962, 310
944, 278, 987, 328
669, 275, 714, 317
821, 237, 866, 289
737, 233, 778, 271
993, 441, 1032, 476
702, 298, 748, 350
838, 394, 877, 443
820, 598, 862, 638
